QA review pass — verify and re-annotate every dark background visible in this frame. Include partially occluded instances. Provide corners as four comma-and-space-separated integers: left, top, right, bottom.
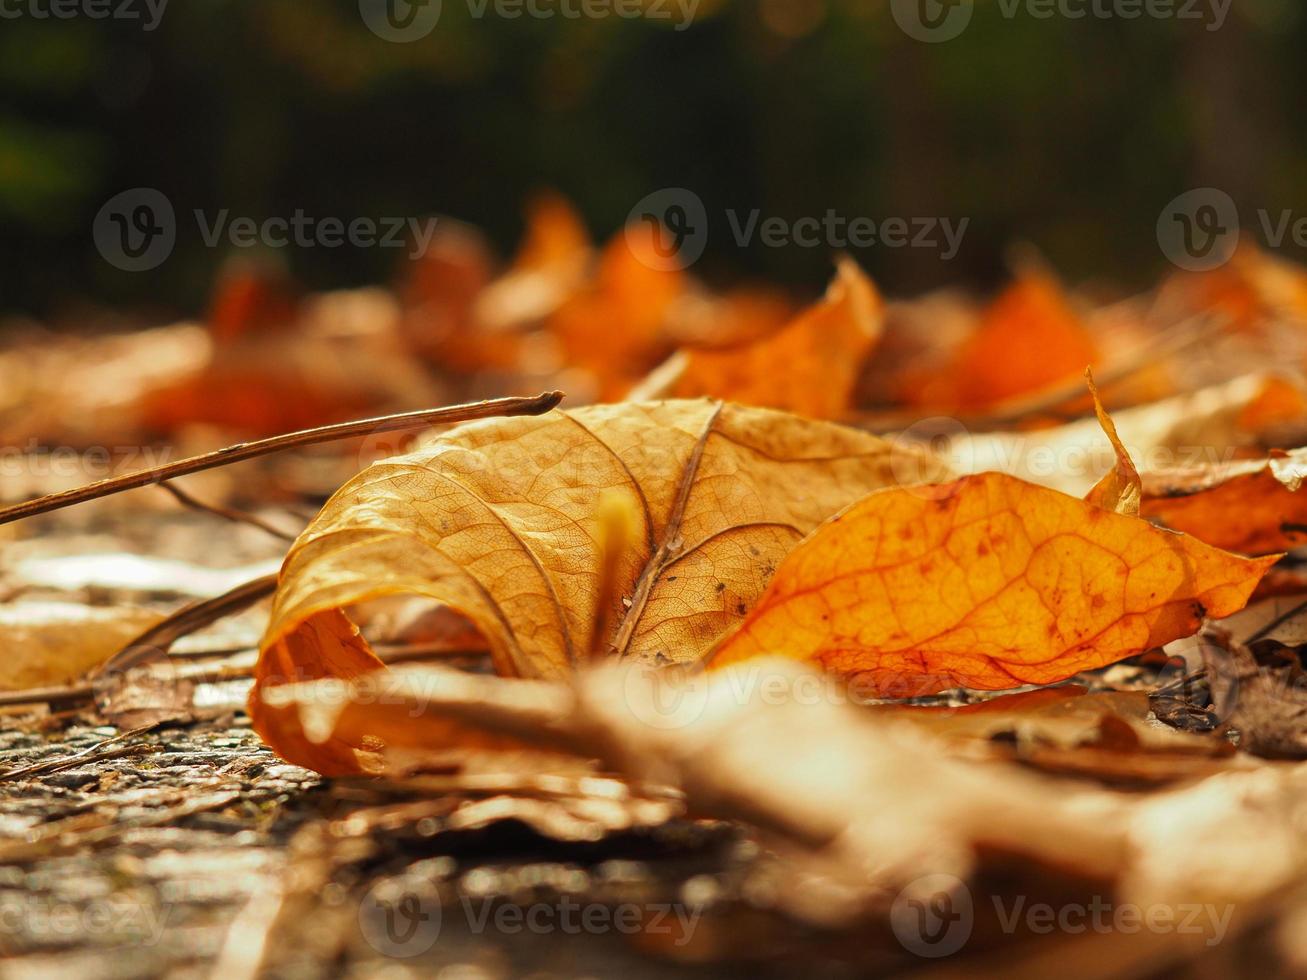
1, 0, 1304, 320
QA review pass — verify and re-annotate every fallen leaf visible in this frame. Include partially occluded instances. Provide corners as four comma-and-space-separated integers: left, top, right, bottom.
656, 258, 882, 419
956, 373, 1307, 497
1142, 448, 1307, 555
0, 602, 164, 691
1200, 624, 1307, 759
1083, 369, 1141, 516
473, 192, 592, 330
709, 470, 1276, 693
253, 401, 936, 768
546, 222, 682, 398
887, 687, 1188, 750
886, 687, 1238, 786
934, 269, 1098, 409
261, 659, 1131, 918
260, 657, 1307, 963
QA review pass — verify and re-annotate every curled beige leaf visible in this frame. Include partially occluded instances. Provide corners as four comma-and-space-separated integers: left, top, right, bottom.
256, 401, 936, 725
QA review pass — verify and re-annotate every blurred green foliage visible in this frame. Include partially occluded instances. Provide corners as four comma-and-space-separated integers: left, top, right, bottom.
1, 0, 1305, 318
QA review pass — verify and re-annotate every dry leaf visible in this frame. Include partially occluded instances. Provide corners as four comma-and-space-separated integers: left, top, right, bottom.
1083, 369, 1141, 516
659, 258, 882, 419
886, 687, 1205, 752
261, 659, 1130, 917
474, 192, 592, 330
957, 373, 1307, 498
709, 470, 1276, 693
259, 658, 1307, 957
885, 687, 1238, 786
931, 269, 1098, 410
1142, 448, 1307, 555
1200, 624, 1307, 759
253, 400, 936, 769
0, 602, 164, 691
546, 222, 682, 398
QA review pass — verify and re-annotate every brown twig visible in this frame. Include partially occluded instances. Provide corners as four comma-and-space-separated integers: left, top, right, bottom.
0, 391, 563, 527
0, 724, 159, 782
0, 641, 488, 709
92, 574, 279, 680
160, 481, 298, 542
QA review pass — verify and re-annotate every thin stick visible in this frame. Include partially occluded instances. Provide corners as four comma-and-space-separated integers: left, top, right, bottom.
0, 641, 488, 709
1247, 598, 1307, 644
92, 574, 279, 679
160, 482, 298, 542
0, 724, 158, 782
0, 391, 563, 527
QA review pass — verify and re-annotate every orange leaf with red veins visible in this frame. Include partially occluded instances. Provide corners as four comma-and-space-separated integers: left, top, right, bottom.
709, 471, 1276, 694
664, 258, 882, 419
1142, 448, 1307, 556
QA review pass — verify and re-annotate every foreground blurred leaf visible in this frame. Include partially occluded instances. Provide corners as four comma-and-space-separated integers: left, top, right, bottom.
263, 657, 1307, 950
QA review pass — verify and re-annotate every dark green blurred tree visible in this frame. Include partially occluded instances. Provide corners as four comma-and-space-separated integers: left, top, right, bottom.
1, 0, 1304, 319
